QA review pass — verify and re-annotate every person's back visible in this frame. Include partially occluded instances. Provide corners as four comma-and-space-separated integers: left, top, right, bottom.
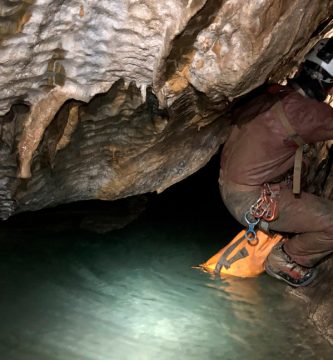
221, 85, 333, 187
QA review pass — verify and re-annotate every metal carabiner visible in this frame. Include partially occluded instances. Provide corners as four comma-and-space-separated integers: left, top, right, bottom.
244, 211, 260, 245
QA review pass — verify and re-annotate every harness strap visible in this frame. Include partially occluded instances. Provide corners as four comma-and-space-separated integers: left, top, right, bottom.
214, 234, 249, 274
273, 101, 306, 195
293, 146, 304, 195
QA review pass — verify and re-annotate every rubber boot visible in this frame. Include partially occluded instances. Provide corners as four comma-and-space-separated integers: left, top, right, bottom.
264, 241, 317, 287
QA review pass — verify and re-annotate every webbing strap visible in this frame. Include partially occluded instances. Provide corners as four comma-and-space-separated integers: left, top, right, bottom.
293, 146, 303, 195
214, 234, 249, 274
273, 101, 306, 195
274, 101, 305, 147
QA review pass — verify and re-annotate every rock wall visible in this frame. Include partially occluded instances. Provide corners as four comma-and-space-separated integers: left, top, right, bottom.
289, 258, 333, 345
1, 0, 332, 219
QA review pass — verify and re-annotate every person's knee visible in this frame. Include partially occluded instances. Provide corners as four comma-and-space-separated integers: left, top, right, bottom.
317, 211, 333, 237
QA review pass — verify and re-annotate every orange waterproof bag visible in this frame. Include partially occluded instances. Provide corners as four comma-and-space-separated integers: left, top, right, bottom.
200, 230, 283, 277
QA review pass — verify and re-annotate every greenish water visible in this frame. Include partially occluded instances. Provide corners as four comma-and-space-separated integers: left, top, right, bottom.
0, 218, 332, 360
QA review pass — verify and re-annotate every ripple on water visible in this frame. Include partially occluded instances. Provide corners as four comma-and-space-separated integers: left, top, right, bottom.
0, 223, 332, 360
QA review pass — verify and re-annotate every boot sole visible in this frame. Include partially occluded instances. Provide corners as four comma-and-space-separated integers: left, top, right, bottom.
264, 263, 316, 287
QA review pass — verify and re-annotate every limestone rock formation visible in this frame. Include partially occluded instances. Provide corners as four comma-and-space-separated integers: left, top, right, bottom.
1, 0, 332, 221
1, 0, 333, 345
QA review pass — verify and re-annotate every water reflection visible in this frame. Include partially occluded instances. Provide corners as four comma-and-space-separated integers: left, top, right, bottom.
0, 221, 331, 360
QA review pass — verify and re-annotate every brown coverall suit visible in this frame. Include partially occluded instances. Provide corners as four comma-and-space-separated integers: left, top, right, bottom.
220, 85, 333, 267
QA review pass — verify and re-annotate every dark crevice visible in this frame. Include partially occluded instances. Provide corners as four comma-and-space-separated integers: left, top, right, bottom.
310, 17, 333, 38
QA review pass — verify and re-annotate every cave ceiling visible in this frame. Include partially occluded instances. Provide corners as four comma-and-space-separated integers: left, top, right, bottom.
0, 0, 333, 220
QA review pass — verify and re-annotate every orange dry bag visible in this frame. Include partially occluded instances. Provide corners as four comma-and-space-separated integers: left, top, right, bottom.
200, 229, 283, 277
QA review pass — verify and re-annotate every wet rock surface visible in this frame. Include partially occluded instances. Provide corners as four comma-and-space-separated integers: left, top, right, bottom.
288, 141, 333, 345
289, 257, 333, 345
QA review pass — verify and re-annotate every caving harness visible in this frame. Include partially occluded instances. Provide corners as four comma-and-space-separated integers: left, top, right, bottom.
242, 99, 308, 242
274, 100, 307, 196
200, 100, 307, 277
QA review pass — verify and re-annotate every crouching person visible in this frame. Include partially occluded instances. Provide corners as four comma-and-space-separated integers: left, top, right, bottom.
220, 38, 333, 287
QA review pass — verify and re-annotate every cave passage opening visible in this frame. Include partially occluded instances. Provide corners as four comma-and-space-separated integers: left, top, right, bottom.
0, 150, 239, 234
